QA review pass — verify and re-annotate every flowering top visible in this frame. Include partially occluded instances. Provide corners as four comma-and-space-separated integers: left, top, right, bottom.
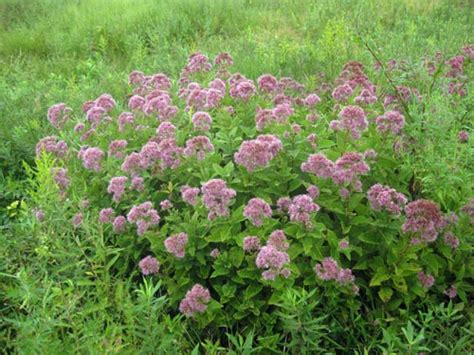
234, 135, 282, 172
402, 199, 444, 243
201, 179, 236, 220
367, 184, 407, 216
243, 198, 272, 226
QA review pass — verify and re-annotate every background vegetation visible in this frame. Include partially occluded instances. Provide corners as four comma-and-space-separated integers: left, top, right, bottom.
1, 0, 473, 353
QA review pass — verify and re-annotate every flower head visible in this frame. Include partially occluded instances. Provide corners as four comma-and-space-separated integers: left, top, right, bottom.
139, 256, 160, 275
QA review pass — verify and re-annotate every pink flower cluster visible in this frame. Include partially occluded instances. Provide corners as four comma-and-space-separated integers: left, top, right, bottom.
461, 199, 474, 224
201, 179, 236, 220
418, 271, 435, 289
139, 255, 160, 275
301, 153, 334, 178
192, 112, 213, 131
330, 105, 368, 139
47, 103, 72, 129
257, 74, 279, 94
78, 147, 104, 172
83, 93, 116, 124
36, 136, 68, 158
234, 134, 282, 172
108, 140, 128, 158
184, 136, 214, 160
164, 232, 189, 258
288, 194, 320, 228
443, 231, 460, 249
314, 257, 358, 293
229, 74, 256, 101
243, 198, 272, 226
179, 284, 211, 317
375, 110, 405, 134
402, 199, 444, 243
243, 236, 261, 252
181, 185, 200, 206
255, 230, 291, 280
127, 201, 160, 236
107, 176, 128, 202
99, 207, 115, 223
51, 167, 70, 194
367, 184, 407, 216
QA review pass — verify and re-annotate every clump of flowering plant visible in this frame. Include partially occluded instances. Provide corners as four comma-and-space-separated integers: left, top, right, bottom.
30, 48, 473, 333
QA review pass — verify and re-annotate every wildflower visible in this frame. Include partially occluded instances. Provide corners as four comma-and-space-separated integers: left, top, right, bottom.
118, 112, 135, 132
99, 208, 115, 223
276, 197, 291, 213
72, 212, 83, 228
33, 208, 45, 222
139, 256, 160, 275
306, 113, 319, 124
355, 89, 377, 105
332, 83, 353, 101
306, 185, 320, 199
460, 199, 474, 224
314, 257, 357, 291
129, 70, 146, 85
444, 285, 457, 299
255, 108, 275, 131
402, 199, 444, 243
230, 79, 256, 101
301, 153, 334, 178
272, 103, 294, 122
215, 52, 234, 67
201, 179, 236, 220
36, 136, 68, 158
181, 186, 200, 206
184, 136, 214, 160
267, 230, 289, 251
210, 248, 220, 258
192, 112, 213, 131
367, 184, 407, 216
330, 105, 368, 140
122, 152, 144, 175
80, 147, 104, 172
288, 195, 320, 227
418, 271, 435, 289
107, 176, 128, 202
164, 232, 189, 258
243, 236, 261, 252
128, 95, 146, 111
243, 198, 272, 226
108, 140, 128, 159
304, 94, 321, 107
339, 240, 349, 249
47, 103, 72, 128
375, 110, 405, 134
458, 130, 469, 143
160, 199, 173, 210
179, 284, 211, 317
332, 152, 370, 190
257, 74, 279, 93
256, 245, 290, 280
112, 216, 127, 233
51, 168, 70, 192
234, 135, 282, 172
74, 122, 85, 133
127, 202, 160, 236
443, 231, 460, 249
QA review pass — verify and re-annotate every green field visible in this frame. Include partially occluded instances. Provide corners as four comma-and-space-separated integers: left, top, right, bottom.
1, 0, 473, 353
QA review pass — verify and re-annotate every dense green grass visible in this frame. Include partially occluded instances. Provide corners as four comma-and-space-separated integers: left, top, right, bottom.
1, 0, 473, 352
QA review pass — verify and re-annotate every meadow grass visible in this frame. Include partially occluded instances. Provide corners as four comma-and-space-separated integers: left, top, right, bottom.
1, 0, 473, 352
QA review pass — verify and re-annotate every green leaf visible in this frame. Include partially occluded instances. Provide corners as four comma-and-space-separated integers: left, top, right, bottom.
244, 284, 263, 300
229, 247, 244, 268
358, 233, 380, 245
370, 272, 390, 287
378, 287, 393, 302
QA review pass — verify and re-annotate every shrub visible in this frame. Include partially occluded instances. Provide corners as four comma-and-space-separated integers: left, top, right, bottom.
30, 49, 473, 337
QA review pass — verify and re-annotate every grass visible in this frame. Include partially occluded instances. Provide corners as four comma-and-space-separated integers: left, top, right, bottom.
1, 0, 473, 352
